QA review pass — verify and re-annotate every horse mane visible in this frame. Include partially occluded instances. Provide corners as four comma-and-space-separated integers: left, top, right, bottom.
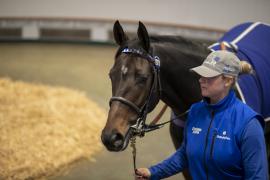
114, 35, 210, 59
149, 35, 210, 57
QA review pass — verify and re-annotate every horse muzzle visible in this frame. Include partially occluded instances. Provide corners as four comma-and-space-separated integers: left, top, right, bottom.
101, 128, 132, 152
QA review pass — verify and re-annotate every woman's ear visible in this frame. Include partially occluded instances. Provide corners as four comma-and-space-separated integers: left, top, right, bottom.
225, 82, 230, 87
224, 77, 234, 87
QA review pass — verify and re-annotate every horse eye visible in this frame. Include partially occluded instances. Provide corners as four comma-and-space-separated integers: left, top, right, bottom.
135, 75, 148, 84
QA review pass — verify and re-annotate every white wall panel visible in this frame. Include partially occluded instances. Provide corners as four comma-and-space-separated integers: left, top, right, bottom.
0, 0, 269, 30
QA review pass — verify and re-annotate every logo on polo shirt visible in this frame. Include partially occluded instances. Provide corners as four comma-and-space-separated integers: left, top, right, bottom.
192, 127, 202, 134
217, 130, 231, 141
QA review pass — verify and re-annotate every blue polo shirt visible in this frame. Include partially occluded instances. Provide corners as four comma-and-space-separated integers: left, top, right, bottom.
149, 90, 268, 179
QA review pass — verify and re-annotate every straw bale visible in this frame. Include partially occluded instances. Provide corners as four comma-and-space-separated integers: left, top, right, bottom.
0, 78, 106, 180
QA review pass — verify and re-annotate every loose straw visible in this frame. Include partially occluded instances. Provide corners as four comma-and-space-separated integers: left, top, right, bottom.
0, 78, 106, 180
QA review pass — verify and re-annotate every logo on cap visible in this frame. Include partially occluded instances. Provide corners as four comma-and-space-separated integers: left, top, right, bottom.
223, 64, 234, 73
213, 56, 221, 62
205, 59, 217, 66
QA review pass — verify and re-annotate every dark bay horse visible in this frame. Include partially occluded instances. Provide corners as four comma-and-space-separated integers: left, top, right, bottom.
101, 20, 209, 152
101, 21, 270, 176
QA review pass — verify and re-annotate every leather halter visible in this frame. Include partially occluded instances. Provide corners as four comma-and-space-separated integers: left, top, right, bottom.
110, 97, 141, 114
109, 47, 161, 137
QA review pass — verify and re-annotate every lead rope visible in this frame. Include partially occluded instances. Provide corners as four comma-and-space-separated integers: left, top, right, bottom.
130, 136, 137, 178
131, 108, 189, 179
131, 105, 166, 179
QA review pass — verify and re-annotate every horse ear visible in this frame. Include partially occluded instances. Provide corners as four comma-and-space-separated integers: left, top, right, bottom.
113, 20, 128, 46
137, 21, 150, 52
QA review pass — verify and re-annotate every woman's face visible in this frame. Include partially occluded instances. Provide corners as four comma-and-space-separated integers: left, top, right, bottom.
199, 75, 230, 103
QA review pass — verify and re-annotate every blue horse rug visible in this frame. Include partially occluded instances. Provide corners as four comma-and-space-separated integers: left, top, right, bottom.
209, 22, 270, 123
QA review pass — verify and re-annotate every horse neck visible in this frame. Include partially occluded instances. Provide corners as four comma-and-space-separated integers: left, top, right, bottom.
152, 42, 209, 114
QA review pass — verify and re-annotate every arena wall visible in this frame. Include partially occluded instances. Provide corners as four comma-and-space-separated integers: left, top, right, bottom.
0, 0, 269, 42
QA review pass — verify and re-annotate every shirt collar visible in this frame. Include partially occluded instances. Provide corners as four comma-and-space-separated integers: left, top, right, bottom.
203, 90, 236, 111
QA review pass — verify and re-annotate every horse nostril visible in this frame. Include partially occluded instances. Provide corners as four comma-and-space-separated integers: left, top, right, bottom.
101, 132, 108, 145
101, 130, 124, 151
111, 133, 124, 148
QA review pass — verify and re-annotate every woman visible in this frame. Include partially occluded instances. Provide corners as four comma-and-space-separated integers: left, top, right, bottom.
135, 50, 268, 180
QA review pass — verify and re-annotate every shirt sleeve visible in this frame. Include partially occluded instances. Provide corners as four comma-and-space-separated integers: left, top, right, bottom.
240, 118, 269, 180
148, 142, 188, 180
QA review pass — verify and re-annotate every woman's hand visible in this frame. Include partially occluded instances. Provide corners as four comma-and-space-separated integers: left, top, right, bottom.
135, 168, 151, 180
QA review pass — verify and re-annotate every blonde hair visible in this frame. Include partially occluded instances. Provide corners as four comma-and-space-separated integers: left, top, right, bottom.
239, 61, 254, 75
223, 61, 254, 89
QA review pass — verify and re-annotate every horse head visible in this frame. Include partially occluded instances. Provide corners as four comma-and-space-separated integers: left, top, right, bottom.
101, 21, 160, 151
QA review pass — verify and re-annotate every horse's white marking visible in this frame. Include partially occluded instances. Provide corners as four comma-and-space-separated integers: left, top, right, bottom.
121, 65, 128, 75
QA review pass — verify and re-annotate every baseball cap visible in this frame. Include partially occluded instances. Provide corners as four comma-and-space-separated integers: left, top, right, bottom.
190, 50, 241, 77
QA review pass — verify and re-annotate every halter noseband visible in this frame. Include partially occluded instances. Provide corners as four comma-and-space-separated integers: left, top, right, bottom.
109, 96, 141, 115
109, 47, 161, 138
